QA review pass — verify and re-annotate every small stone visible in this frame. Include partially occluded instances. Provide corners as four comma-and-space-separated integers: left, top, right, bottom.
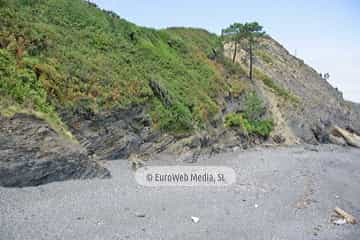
191, 216, 200, 223
333, 218, 346, 225
135, 213, 146, 218
96, 220, 104, 225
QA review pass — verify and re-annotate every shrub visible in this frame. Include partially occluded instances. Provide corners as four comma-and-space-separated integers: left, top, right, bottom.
244, 91, 266, 121
150, 99, 193, 133
0, 49, 52, 113
224, 113, 274, 138
249, 119, 274, 137
224, 113, 246, 128
224, 92, 274, 138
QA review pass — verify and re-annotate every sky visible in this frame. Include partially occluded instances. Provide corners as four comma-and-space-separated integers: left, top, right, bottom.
93, 0, 360, 103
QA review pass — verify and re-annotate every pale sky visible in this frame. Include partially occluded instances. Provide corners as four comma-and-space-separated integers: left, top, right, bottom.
93, 0, 360, 103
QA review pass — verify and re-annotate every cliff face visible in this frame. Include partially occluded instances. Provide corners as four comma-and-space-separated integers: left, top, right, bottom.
224, 38, 360, 143
0, 113, 110, 187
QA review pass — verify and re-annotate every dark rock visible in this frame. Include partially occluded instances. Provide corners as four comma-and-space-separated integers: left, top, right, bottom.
149, 79, 172, 107
191, 149, 201, 163
272, 135, 286, 144
200, 134, 213, 148
61, 105, 155, 160
0, 114, 110, 187
210, 113, 223, 128
135, 213, 146, 218
106, 134, 142, 160
208, 48, 217, 60
151, 135, 175, 153
188, 135, 202, 149
311, 124, 330, 143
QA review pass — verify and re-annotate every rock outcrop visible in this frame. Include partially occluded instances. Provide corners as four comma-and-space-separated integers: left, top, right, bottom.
331, 126, 360, 148
0, 114, 110, 187
60, 104, 178, 160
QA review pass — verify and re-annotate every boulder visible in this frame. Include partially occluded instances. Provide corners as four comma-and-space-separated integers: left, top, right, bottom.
331, 126, 360, 148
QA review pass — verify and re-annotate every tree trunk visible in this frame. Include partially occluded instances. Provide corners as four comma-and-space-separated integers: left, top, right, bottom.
232, 41, 237, 63
249, 41, 253, 81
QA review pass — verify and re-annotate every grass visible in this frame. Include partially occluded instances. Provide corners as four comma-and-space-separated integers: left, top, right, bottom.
254, 68, 300, 104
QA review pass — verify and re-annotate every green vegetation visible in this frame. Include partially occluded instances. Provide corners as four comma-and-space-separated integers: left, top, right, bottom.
215, 51, 249, 97
224, 92, 274, 138
222, 22, 266, 80
0, 49, 51, 113
229, 79, 249, 97
0, 0, 231, 133
0, 0, 289, 137
224, 113, 274, 138
0, 47, 75, 139
254, 69, 300, 103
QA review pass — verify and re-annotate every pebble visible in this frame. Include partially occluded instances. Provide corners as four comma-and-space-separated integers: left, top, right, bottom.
135, 213, 146, 218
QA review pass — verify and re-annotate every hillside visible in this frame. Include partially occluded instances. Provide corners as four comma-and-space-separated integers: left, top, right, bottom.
1, 0, 360, 187
0, 0, 228, 133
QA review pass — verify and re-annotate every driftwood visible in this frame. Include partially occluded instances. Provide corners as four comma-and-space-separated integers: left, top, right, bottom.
331, 126, 360, 148
334, 207, 357, 224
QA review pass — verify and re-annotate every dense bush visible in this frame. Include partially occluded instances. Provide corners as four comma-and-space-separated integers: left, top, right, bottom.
0, 49, 52, 113
244, 91, 266, 121
0, 0, 231, 133
224, 92, 274, 138
224, 113, 273, 138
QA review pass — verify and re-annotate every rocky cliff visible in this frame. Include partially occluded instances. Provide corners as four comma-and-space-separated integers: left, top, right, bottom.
224, 38, 360, 144
1, 0, 359, 187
